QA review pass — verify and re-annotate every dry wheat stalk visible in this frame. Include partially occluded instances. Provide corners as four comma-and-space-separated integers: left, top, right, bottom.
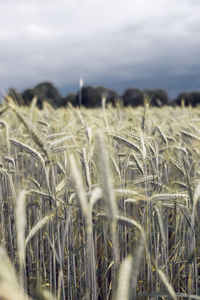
15, 190, 26, 288
111, 134, 141, 153
25, 215, 51, 248
156, 125, 168, 145
115, 188, 145, 199
9, 102, 50, 158
114, 255, 133, 300
81, 147, 92, 191
157, 269, 177, 300
49, 136, 73, 148
150, 193, 189, 203
69, 154, 90, 219
131, 153, 144, 175
0, 246, 19, 289
180, 130, 200, 141
155, 206, 167, 248
96, 133, 119, 264
10, 138, 44, 164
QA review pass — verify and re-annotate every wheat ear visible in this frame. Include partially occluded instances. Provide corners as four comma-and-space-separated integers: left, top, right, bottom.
10, 138, 44, 164
25, 215, 51, 248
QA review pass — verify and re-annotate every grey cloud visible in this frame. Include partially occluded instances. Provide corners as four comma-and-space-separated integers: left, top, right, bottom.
0, 0, 200, 99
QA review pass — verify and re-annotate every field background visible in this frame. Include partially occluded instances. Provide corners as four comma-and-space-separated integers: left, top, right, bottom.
0, 99, 199, 299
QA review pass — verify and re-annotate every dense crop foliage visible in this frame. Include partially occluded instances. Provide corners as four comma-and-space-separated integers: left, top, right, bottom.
0, 98, 199, 299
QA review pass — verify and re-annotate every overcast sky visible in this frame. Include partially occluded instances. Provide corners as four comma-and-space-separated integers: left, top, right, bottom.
0, 0, 200, 99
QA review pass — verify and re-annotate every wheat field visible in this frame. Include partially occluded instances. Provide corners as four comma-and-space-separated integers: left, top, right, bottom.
0, 98, 199, 299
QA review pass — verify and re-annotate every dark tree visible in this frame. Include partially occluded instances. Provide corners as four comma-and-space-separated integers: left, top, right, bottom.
174, 92, 191, 106
190, 92, 200, 106
174, 92, 200, 106
122, 88, 144, 106
60, 94, 77, 106
144, 89, 169, 106
22, 82, 63, 108
79, 86, 120, 107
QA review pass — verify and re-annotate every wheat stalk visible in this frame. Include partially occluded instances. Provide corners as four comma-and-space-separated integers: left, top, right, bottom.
111, 134, 141, 154
0, 246, 19, 289
69, 154, 90, 219
69, 154, 97, 298
157, 269, 177, 300
15, 190, 26, 288
25, 215, 51, 248
151, 193, 189, 203
96, 133, 119, 264
114, 255, 133, 300
9, 102, 50, 158
81, 147, 92, 191
180, 130, 200, 141
156, 125, 168, 145
10, 138, 44, 164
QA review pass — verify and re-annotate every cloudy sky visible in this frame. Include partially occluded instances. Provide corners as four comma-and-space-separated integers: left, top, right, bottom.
0, 0, 200, 99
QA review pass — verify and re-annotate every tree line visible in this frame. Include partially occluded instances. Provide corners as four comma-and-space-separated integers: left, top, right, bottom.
5, 82, 200, 108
